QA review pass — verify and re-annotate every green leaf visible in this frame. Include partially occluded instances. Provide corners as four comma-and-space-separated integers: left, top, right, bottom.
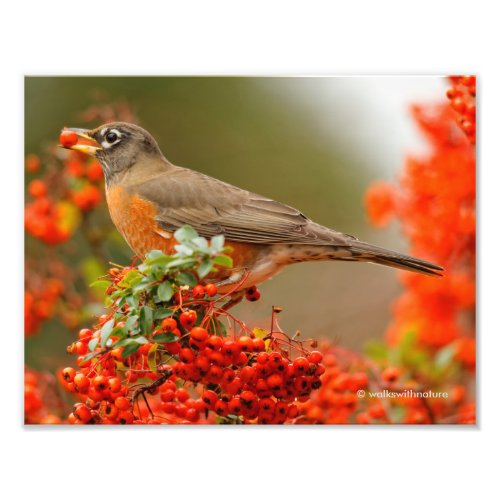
213, 255, 233, 268
157, 281, 174, 302
110, 326, 126, 340
178, 271, 197, 287
125, 295, 139, 310
139, 306, 154, 334
364, 340, 389, 361
124, 314, 139, 334
154, 308, 174, 320
114, 336, 148, 349
147, 343, 159, 372
153, 332, 179, 343
133, 279, 153, 293
80, 352, 96, 363
174, 225, 198, 243
197, 259, 213, 278
90, 279, 111, 289
122, 270, 143, 286
164, 257, 197, 269
174, 244, 194, 256
100, 319, 115, 348
435, 344, 456, 370
122, 342, 142, 358
193, 237, 209, 250
88, 338, 98, 352
400, 330, 417, 353
145, 249, 169, 263
210, 234, 225, 252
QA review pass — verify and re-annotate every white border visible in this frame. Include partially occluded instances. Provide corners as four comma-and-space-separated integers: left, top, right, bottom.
4, 1, 498, 499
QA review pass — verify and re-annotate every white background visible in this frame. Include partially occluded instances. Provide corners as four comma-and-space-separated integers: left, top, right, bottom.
3, 1, 497, 499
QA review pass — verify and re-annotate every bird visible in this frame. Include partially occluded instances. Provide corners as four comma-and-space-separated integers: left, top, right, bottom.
61, 122, 443, 304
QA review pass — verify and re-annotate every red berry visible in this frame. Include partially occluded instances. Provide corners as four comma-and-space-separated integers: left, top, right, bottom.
236, 336, 253, 352
356, 412, 370, 424
287, 404, 299, 419
245, 286, 261, 302
185, 408, 200, 422
161, 317, 177, 332
451, 97, 466, 113
176, 388, 190, 403
381, 366, 400, 382
86, 161, 103, 182
60, 129, 78, 148
190, 326, 209, 343
117, 411, 134, 424
28, 180, 47, 198
204, 283, 218, 297
107, 377, 121, 392
462, 121, 475, 136
179, 348, 195, 363
222, 340, 241, 358
240, 390, 257, 408
74, 373, 90, 393
293, 357, 310, 374
307, 351, 323, 364
166, 341, 181, 355
179, 310, 197, 329
202, 390, 218, 409
266, 373, 284, 391
92, 375, 108, 391
461, 75, 475, 87
228, 397, 243, 415
192, 284, 205, 299
78, 328, 93, 341
207, 335, 223, 350
74, 404, 92, 423
256, 352, 269, 365
114, 397, 130, 411
61, 367, 76, 382
348, 372, 369, 391
259, 398, 275, 413
252, 338, 266, 352
214, 400, 229, 416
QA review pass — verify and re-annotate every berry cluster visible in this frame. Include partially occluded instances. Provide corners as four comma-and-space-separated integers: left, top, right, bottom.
25, 279, 64, 336
60, 233, 324, 425
25, 149, 103, 245
446, 75, 476, 144
362, 77, 475, 423
61, 295, 324, 424
300, 346, 370, 424
365, 100, 475, 351
301, 342, 475, 424
25, 369, 62, 424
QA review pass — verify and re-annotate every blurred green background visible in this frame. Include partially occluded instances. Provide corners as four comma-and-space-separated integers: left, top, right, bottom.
25, 76, 445, 371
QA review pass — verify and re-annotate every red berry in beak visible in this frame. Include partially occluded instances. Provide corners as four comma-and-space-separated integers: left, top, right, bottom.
60, 129, 78, 148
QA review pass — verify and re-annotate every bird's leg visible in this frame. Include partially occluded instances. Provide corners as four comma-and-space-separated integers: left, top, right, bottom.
211, 269, 250, 311
220, 290, 245, 311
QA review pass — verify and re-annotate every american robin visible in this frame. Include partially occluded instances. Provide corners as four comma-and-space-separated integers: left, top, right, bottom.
62, 122, 443, 300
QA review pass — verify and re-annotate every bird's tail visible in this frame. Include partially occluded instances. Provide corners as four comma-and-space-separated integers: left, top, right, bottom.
350, 241, 444, 277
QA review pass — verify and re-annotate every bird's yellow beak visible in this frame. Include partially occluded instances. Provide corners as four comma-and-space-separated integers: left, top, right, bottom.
60, 128, 102, 156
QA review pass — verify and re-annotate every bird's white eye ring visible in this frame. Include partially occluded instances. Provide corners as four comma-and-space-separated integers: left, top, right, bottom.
101, 129, 122, 148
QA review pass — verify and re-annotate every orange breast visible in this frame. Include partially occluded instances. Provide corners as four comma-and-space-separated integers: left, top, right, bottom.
106, 186, 176, 259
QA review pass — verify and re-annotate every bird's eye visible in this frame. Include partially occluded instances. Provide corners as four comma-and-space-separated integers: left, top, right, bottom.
105, 131, 118, 144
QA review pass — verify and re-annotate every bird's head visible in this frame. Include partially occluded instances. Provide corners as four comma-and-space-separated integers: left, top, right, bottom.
60, 122, 163, 182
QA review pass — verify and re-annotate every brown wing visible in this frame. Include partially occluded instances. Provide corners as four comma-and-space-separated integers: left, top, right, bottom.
134, 166, 354, 246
